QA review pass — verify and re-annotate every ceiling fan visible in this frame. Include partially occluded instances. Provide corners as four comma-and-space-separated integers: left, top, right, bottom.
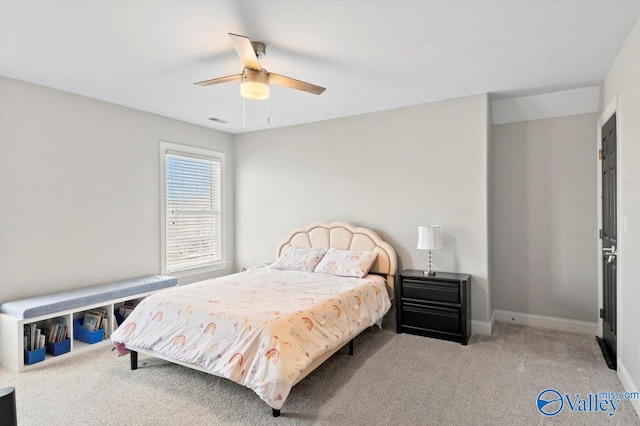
195, 33, 326, 100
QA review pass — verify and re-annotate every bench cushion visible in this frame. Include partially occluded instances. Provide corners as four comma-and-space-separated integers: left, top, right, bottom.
0, 275, 177, 320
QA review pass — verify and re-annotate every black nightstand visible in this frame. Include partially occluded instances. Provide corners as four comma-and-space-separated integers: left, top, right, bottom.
395, 270, 471, 345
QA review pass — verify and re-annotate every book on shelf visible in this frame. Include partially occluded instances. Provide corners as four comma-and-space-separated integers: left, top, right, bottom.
54, 316, 67, 341
43, 323, 51, 343
118, 300, 140, 320
85, 308, 109, 330
39, 317, 68, 345
82, 313, 102, 332
31, 324, 36, 350
23, 323, 47, 351
102, 315, 109, 338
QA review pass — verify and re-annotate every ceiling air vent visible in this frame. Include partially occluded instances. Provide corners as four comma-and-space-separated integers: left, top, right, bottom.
208, 117, 229, 124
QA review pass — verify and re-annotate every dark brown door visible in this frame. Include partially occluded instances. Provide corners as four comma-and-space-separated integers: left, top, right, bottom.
598, 113, 617, 370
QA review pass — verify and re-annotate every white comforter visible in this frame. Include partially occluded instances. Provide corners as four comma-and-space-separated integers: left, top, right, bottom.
111, 268, 391, 409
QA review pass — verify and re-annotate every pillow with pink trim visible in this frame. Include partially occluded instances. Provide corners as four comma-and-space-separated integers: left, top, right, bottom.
313, 248, 378, 278
271, 246, 328, 272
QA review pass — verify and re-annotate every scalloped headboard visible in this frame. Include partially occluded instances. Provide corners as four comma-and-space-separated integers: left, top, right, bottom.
276, 222, 397, 296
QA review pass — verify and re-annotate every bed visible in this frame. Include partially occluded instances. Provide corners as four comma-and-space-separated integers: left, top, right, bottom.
111, 222, 397, 417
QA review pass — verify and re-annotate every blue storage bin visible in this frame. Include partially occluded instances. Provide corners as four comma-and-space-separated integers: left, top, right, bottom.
24, 347, 46, 365
73, 318, 104, 344
46, 338, 70, 356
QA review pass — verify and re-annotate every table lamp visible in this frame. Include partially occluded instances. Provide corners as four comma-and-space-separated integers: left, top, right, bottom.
417, 225, 442, 276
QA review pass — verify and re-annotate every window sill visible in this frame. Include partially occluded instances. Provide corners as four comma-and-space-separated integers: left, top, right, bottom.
164, 262, 229, 278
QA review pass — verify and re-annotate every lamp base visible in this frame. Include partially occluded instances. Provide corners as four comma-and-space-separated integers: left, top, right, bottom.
424, 249, 436, 276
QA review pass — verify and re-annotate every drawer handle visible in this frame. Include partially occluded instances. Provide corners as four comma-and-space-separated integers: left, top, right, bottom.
404, 283, 458, 293
404, 307, 458, 319
404, 280, 457, 287
404, 305, 458, 317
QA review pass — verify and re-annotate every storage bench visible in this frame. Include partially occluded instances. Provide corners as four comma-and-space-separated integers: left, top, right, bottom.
0, 275, 176, 372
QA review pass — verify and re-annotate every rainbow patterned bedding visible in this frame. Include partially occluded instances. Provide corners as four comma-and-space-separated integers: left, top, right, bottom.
110, 267, 391, 409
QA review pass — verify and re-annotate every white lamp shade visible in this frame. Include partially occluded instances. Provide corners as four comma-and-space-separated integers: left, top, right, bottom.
240, 68, 270, 100
241, 81, 270, 100
417, 225, 442, 250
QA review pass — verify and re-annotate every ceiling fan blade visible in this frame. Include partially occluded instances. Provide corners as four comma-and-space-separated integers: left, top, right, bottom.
194, 74, 242, 87
229, 33, 262, 71
269, 73, 326, 95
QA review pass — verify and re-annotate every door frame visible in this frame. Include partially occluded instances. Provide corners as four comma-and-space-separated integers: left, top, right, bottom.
596, 96, 620, 353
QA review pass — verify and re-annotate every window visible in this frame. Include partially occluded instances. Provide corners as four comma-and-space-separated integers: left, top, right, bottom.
160, 142, 225, 274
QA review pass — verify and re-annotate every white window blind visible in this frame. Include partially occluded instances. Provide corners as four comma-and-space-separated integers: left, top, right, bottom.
165, 151, 222, 272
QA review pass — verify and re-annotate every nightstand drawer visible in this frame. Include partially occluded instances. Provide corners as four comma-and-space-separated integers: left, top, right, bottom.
402, 279, 460, 304
401, 302, 460, 335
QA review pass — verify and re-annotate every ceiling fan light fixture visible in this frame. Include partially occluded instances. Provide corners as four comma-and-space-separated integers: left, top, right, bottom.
241, 81, 270, 100
241, 68, 270, 100
195, 34, 325, 101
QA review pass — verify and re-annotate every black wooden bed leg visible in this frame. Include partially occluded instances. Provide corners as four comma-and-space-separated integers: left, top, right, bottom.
130, 350, 138, 370
348, 339, 354, 356
272, 408, 281, 417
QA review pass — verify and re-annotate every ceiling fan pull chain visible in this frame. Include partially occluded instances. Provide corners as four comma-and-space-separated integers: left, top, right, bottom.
242, 96, 246, 128
267, 97, 270, 124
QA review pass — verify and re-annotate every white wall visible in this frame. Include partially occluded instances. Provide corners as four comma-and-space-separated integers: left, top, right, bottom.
0, 77, 235, 304
599, 18, 640, 413
235, 94, 492, 323
491, 86, 600, 125
486, 96, 494, 320
491, 113, 599, 322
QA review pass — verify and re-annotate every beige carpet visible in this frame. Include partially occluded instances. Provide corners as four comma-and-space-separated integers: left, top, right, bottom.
1, 322, 638, 425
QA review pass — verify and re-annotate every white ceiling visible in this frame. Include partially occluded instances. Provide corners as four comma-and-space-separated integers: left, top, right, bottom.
1, 1, 639, 134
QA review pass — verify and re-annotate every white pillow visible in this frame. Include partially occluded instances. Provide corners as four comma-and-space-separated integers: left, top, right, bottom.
271, 246, 328, 272
313, 248, 378, 278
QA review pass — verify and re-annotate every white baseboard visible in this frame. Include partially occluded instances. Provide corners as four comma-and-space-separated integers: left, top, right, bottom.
472, 311, 495, 336
618, 359, 640, 418
493, 310, 598, 335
